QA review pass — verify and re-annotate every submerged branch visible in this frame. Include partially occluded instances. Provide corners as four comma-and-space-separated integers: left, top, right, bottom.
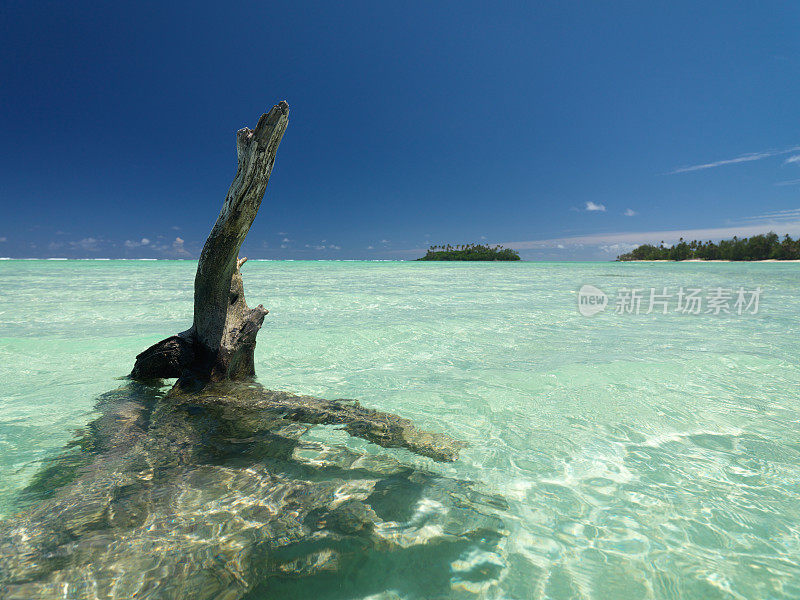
175, 382, 467, 462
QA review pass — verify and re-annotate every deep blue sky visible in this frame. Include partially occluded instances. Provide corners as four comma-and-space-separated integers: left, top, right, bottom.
2, 2, 800, 259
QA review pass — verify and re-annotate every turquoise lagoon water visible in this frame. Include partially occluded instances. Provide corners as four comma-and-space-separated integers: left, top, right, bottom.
1, 259, 799, 599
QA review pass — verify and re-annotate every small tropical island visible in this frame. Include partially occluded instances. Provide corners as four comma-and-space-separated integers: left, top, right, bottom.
418, 243, 521, 261
617, 232, 800, 261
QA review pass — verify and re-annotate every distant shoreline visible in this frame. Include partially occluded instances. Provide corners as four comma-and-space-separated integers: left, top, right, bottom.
621, 259, 800, 263
616, 233, 800, 261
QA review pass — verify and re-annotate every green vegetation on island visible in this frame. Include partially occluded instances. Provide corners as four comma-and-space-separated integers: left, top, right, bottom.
617, 232, 800, 261
418, 244, 521, 261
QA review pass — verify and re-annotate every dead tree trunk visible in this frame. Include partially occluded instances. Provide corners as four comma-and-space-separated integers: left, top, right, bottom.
131, 101, 289, 384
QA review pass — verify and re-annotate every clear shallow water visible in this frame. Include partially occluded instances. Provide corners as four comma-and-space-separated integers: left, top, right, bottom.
1, 259, 799, 599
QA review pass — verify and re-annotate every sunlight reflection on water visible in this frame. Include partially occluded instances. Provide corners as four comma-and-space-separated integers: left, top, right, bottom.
1, 260, 799, 599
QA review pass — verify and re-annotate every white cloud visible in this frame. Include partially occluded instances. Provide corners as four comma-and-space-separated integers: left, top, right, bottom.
672, 152, 774, 173
71, 237, 99, 251
124, 238, 151, 248
599, 243, 639, 254
0, 237, 6, 243
775, 179, 800, 186
133, 236, 188, 257
282, 237, 291, 243
670, 145, 800, 174
380, 239, 390, 244
170, 237, 190, 257
623, 208, 637, 217
585, 201, 606, 212
366, 245, 374, 250
784, 155, 800, 165
733, 208, 800, 223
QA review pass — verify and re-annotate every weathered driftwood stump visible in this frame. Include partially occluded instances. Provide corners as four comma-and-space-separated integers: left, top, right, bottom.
0, 102, 489, 600
126, 101, 466, 462
131, 100, 290, 384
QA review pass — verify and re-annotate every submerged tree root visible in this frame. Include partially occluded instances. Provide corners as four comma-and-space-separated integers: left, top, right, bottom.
0, 383, 504, 600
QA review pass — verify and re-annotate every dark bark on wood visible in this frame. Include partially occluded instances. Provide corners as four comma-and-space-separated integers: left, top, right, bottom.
131, 101, 289, 383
